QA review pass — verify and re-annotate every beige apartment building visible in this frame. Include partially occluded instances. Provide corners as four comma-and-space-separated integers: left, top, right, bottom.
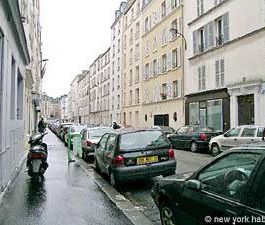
122, 0, 143, 127
78, 70, 89, 124
141, 0, 184, 129
89, 49, 111, 126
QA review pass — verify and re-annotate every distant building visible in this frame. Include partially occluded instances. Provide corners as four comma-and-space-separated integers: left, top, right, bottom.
59, 95, 68, 121
41, 93, 60, 119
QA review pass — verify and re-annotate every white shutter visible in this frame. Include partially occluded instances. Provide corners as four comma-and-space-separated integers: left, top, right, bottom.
208, 21, 214, 49
223, 13, 229, 43
166, 0, 171, 15
178, 79, 182, 97
177, 47, 181, 67
193, 31, 198, 54
150, 61, 153, 77
158, 57, 162, 74
167, 52, 172, 71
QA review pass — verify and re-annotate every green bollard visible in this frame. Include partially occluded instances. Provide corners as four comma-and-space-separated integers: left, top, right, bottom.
72, 133, 82, 159
68, 132, 75, 163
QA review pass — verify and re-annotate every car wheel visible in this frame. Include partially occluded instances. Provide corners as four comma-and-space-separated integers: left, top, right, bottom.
211, 143, 220, 156
109, 171, 119, 189
160, 202, 178, 225
190, 141, 198, 153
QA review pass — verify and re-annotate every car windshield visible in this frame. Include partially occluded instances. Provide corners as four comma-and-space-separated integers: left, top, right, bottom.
71, 125, 86, 133
120, 130, 171, 151
90, 128, 113, 138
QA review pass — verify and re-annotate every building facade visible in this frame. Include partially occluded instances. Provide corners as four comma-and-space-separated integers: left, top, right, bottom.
122, 0, 143, 127
110, 2, 127, 125
89, 49, 111, 126
0, 0, 30, 193
141, 0, 184, 128
78, 70, 89, 124
184, 0, 265, 131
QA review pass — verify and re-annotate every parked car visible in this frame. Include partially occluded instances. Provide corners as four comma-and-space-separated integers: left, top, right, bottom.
58, 123, 74, 140
152, 126, 176, 137
209, 125, 265, 156
151, 141, 265, 225
94, 128, 176, 188
80, 126, 113, 160
168, 125, 222, 152
64, 124, 87, 146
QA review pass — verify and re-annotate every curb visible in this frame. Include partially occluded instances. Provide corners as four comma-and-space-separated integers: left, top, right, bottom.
0, 154, 27, 207
78, 159, 154, 225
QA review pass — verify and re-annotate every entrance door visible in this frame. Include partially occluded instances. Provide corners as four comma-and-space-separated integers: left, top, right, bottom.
238, 94, 254, 125
154, 114, 169, 126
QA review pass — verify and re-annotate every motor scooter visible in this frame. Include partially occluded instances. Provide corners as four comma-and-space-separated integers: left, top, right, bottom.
27, 132, 49, 180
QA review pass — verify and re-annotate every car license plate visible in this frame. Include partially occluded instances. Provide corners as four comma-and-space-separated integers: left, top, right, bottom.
137, 156, 158, 165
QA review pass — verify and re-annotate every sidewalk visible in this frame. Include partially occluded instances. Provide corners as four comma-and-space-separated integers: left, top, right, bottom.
0, 130, 133, 225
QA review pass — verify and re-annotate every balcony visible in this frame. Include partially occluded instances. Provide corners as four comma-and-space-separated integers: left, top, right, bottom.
160, 93, 167, 100
216, 35, 224, 47
198, 43, 205, 53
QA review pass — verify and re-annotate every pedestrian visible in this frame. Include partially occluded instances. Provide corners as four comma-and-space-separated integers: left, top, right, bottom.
38, 117, 46, 133
112, 122, 120, 130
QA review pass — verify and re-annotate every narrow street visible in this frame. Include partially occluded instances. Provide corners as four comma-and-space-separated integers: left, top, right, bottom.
0, 131, 133, 225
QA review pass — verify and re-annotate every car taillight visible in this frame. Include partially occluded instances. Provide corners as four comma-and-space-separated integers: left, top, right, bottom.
199, 133, 208, 141
30, 152, 45, 159
113, 155, 125, 167
168, 149, 175, 159
86, 140, 93, 146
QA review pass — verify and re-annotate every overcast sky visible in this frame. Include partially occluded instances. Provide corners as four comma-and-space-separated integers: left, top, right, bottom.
40, 0, 122, 97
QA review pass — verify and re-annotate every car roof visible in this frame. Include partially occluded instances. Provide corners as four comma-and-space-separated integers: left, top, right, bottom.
109, 128, 162, 135
234, 125, 264, 128
86, 126, 113, 131
219, 142, 265, 156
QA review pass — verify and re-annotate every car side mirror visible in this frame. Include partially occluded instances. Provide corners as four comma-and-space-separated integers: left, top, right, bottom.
185, 179, 202, 191
224, 133, 228, 137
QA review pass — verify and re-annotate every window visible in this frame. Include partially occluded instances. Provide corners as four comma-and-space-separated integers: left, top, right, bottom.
189, 103, 199, 125
131, 8, 134, 23
226, 127, 241, 137
172, 48, 179, 68
153, 59, 158, 76
117, 95, 120, 109
129, 69, 133, 85
257, 127, 265, 137
129, 48, 133, 65
98, 133, 109, 149
129, 90, 133, 105
112, 62, 115, 75
124, 35, 127, 50
112, 45, 115, 58
17, 70, 23, 120
171, 19, 178, 39
198, 65, 206, 91
172, 0, 180, 9
117, 57, 120, 71
135, 22, 140, 39
10, 57, 16, 119
198, 28, 205, 52
215, 59, 225, 88
145, 63, 150, 80
145, 17, 149, 33
135, 43, 140, 61
106, 134, 116, 152
135, 88, 140, 104
135, 66, 140, 83
161, 1, 166, 18
197, 0, 204, 16
162, 27, 167, 45
153, 36, 158, 50
173, 80, 179, 97
207, 100, 222, 131
241, 127, 257, 137
161, 83, 167, 100
162, 54, 167, 73
130, 28, 133, 45
198, 152, 261, 201
118, 39, 121, 53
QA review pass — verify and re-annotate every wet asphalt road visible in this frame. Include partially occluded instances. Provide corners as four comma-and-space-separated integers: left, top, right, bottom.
0, 131, 133, 225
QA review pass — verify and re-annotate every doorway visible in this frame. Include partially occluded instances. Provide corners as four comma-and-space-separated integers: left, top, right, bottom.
238, 94, 254, 125
154, 114, 169, 126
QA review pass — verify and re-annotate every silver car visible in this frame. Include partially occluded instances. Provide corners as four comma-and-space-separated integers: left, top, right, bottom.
209, 125, 264, 156
80, 127, 114, 160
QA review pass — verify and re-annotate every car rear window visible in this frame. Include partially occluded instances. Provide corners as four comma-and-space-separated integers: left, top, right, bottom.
89, 128, 113, 138
71, 126, 86, 133
119, 130, 171, 151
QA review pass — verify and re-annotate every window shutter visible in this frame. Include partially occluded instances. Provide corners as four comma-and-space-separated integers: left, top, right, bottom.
220, 59, 225, 86
178, 79, 182, 97
204, 24, 209, 50
198, 67, 202, 91
167, 52, 172, 71
202, 65, 206, 90
208, 21, 214, 49
150, 61, 153, 77
178, 16, 182, 33
178, 47, 181, 67
166, 0, 171, 15
193, 31, 198, 54
158, 57, 162, 74
215, 60, 220, 88
197, 0, 200, 16
223, 13, 229, 43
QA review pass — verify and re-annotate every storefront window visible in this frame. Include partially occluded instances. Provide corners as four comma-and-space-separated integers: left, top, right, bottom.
207, 100, 222, 131
189, 102, 199, 125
